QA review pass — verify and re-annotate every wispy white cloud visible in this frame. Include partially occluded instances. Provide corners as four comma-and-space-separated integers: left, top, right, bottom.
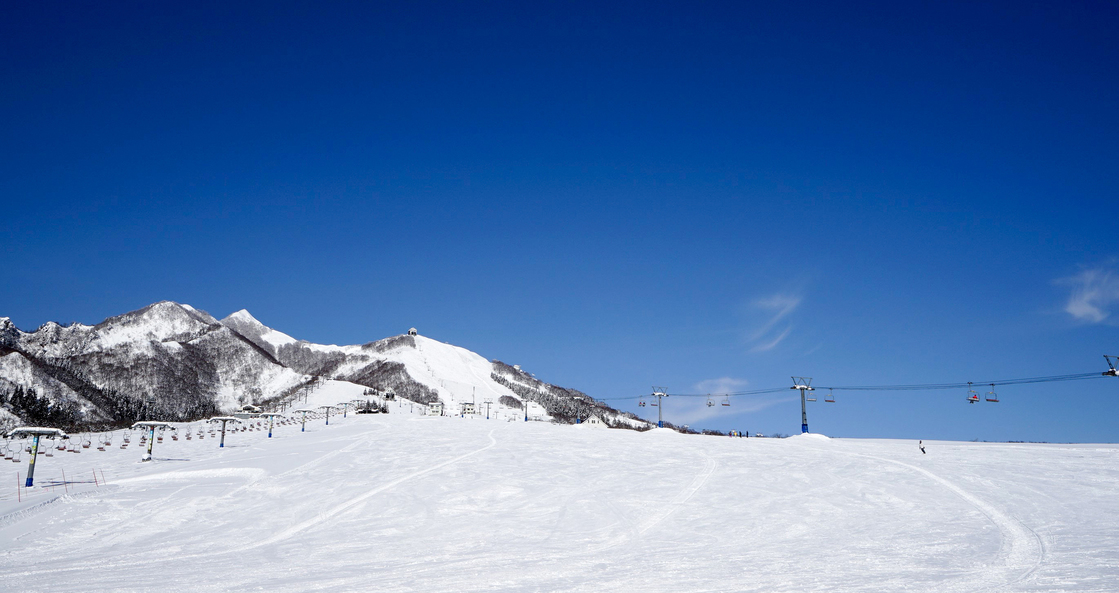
1057, 266, 1119, 325
749, 294, 801, 339
750, 326, 792, 352
693, 377, 750, 394
660, 389, 798, 427
745, 293, 801, 352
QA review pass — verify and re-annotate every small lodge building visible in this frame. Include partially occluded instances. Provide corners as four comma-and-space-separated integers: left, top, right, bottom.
428, 401, 444, 416
234, 404, 262, 419
408, 327, 418, 336
585, 414, 606, 427
460, 402, 476, 416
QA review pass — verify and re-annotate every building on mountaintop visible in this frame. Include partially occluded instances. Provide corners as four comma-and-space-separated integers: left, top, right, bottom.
408, 328, 418, 336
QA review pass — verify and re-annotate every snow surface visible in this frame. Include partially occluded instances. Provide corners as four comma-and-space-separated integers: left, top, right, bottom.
1, 412, 1117, 592
227, 309, 298, 348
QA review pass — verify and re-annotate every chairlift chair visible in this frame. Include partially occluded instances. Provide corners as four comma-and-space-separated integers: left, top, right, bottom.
722, 395, 731, 407
706, 395, 714, 407
825, 389, 835, 403
638, 398, 646, 407
82, 437, 92, 449
986, 384, 999, 403
967, 382, 980, 404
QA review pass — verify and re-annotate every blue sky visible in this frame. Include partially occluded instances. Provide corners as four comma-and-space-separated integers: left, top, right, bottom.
2, 1, 1117, 442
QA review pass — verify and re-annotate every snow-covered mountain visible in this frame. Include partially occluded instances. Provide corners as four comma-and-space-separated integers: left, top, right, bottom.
0, 302, 646, 431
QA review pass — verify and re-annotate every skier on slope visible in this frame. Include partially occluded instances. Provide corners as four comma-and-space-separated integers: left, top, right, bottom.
919, 440, 926, 454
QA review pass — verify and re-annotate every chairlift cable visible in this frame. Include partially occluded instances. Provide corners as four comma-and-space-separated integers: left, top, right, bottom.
597, 370, 1105, 402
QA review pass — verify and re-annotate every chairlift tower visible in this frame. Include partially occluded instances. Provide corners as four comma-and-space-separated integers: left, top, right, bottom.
208, 417, 239, 448
293, 409, 315, 432
319, 405, 337, 425
1104, 355, 1119, 377
5, 427, 66, 487
336, 402, 354, 418
791, 377, 815, 434
652, 387, 668, 428
131, 421, 175, 461
260, 413, 284, 438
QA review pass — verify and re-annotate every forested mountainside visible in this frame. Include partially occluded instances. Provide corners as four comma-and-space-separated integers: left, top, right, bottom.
0, 302, 648, 431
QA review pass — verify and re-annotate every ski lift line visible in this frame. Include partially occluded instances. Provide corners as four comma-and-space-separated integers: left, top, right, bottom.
599, 387, 788, 401
596, 370, 1105, 402
819, 372, 1104, 391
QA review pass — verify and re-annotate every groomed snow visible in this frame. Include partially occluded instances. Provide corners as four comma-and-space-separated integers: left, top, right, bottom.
1, 413, 1117, 592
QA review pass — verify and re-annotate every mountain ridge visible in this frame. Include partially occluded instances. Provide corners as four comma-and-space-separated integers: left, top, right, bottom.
0, 301, 648, 432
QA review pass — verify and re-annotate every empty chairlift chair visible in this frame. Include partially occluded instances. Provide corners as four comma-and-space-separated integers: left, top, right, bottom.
986, 384, 999, 403
825, 389, 836, 403
722, 394, 731, 406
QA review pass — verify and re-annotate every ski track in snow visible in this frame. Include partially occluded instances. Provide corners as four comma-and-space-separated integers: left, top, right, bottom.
2, 418, 1115, 592
0, 428, 500, 578
249, 427, 499, 550
849, 451, 1045, 592
587, 449, 717, 553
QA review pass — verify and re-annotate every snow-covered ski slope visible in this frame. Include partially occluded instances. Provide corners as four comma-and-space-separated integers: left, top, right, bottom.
1, 413, 1117, 592
350, 334, 524, 412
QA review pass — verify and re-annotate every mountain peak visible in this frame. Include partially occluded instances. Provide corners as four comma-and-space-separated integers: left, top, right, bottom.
0, 317, 16, 348
225, 309, 260, 324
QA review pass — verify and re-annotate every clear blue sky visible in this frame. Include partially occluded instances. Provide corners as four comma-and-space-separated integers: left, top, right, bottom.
3, 1, 1117, 442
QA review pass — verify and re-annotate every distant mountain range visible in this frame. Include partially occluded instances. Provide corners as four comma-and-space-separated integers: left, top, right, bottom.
0, 301, 647, 431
